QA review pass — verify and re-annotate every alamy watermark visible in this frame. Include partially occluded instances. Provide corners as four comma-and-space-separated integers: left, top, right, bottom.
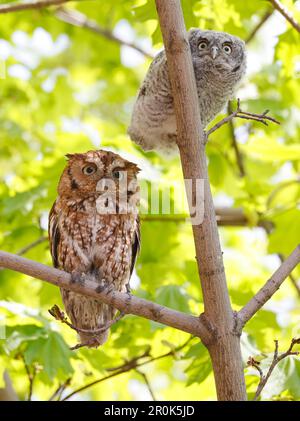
94, 172, 205, 225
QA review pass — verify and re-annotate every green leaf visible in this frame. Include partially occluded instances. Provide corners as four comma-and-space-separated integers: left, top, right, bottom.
24, 331, 74, 383
155, 285, 190, 313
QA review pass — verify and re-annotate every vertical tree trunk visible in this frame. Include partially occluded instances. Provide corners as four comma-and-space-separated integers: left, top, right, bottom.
155, 0, 247, 400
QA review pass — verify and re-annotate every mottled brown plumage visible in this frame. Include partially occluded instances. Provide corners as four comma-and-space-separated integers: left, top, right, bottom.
49, 150, 140, 348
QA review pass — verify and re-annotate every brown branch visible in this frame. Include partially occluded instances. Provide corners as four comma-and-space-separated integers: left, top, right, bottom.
248, 338, 300, 400
55, 7, 154, 59
206, 99, 280, 138
268, 0, 300, 33
17, 236, 48, 256
21, 356, 36, 401
136, 369, 156, 401
245, 9, 274, 44
238, 245, 300, 328
48, 378, 71, 401
0, 250, 212, 342
61, 337, 192, 401
0, 0, 78, 14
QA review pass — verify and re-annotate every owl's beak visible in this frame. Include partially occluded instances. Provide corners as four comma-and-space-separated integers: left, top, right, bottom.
210, 46, 219, 60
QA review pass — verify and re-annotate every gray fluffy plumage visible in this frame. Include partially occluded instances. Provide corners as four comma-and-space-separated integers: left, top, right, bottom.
128, 29, 246, 152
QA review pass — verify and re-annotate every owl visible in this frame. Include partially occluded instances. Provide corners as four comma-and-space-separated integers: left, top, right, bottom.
48, 150, 140, 348
128, 29, 246, 152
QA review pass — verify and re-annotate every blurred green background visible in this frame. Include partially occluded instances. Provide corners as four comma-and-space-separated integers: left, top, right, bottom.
0, 0, 300, 401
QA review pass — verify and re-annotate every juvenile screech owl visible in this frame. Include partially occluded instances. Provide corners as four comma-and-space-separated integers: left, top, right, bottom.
49, 150, 140, 348
128, 29, 246, 152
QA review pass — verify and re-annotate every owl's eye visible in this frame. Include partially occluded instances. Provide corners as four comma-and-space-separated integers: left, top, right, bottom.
112, 170, 124, 180
82, 164, 97, 175
198, 41, 208, 50
223, 44, 232, 54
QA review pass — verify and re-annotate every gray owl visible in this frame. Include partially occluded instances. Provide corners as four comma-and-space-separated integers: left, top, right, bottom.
128, 29, 246, 152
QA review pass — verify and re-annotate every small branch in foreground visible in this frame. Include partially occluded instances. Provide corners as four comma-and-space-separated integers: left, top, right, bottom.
48, 378, 71, 401
61, 337, 192, 401
227, 101, 246, 177
17, 236, 48, 256
245, 9, 274, 44
136, 369, 156, 401
0, 0, 76, 14
21, 355, 36, 401
238, 245, 300, 329
248, 338, 300, 401
278, 253, 300, 298
206, 98, 280, 138
268, 0, 300, 34
55, 7, 154, 59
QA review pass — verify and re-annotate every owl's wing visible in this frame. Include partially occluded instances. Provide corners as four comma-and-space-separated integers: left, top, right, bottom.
130, 216, 140, 277
48, 202, 61, 269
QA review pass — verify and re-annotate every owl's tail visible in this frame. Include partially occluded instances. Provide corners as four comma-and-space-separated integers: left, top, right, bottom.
78, 329, 109, 348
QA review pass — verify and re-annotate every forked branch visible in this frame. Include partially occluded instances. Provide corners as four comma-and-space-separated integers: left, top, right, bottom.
206, 98, 280, 138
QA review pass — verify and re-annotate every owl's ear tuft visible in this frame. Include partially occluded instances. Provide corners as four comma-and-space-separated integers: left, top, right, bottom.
188, 28, 202, 42
65, 153, 74, 160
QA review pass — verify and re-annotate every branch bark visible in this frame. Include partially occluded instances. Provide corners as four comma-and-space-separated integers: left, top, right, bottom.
0, 250, 211, 343
154, 0, 246, 401
238, 245, 300, 328
268, 0, 300, 34
0, 0, 76, 14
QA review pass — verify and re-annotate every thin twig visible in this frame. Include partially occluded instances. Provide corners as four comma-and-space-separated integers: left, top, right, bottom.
21, 356, 36, 401
277, 254, 300, 298
248, 338, 300, 400
55, 7, 154, 59
17, 236, 47, 256
0, 0, 80, 14
48, 378, 71, 401
136, 369, 156, 401
268, 0, 300, 34
227, 101, 246, 177
245, 9, 274, 44
61, 337, 192, 401
238, 245, 300, 329
206, 98, 280, 138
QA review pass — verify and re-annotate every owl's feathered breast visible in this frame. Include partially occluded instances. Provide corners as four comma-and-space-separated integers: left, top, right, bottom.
49, 196, 140, 288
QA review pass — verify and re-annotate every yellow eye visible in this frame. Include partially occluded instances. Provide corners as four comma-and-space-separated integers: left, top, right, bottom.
198, 41, 208, 50
112, 170, 124, 180
223, 44, 232, 54
82, 164, 97, 175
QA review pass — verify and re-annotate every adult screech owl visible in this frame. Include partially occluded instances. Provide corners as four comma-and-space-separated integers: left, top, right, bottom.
49, 150, 140, 348
128, 29, 246, 152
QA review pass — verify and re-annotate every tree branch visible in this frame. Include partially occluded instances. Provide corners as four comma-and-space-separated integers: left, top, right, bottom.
61, 337, 192, 401
0, 0, 78, 14
268, 0, 300, 34
248, 338, 300, 400
238, 245, 300, 328
227, 101, 246, 178
206, 99, 280, 138
0, 250, 212, 343
55, 7, 154, 59
245, 9, 274, 44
